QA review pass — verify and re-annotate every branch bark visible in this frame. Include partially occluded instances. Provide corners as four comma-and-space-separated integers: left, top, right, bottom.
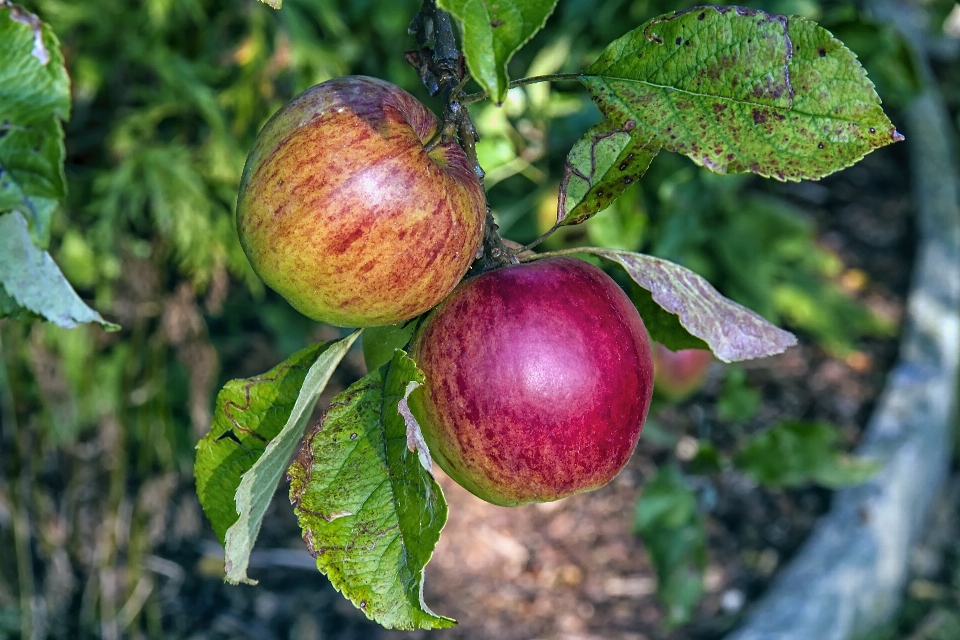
408, 0, 514, 272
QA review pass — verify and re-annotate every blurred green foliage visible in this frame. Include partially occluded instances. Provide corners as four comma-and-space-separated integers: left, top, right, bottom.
634, 464, 707, 629
735, 420, 881, 488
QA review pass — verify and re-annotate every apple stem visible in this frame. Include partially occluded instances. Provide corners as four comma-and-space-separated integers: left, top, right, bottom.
409, 0, 514, 273
460, 73, 584, 106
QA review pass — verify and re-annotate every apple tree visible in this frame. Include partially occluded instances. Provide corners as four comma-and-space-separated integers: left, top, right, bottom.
1, 0, 902, 631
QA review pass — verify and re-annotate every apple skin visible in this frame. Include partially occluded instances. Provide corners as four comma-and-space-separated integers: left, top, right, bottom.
410, 257, 654, 506
652, 343, 713, 402
237, 76, 485, 328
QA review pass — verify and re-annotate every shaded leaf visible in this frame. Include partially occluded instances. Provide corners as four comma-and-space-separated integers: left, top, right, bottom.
551, 248, 796, 362
0, 4, 70, 237
734, 420, 880, 488
0, 212, 117, 330
0, 283, 37, 321
558, 119, 658, 225
580, 7, 902, 181
439, 0, 559, 103
223, 331, 360, 584
688, 442, 723, 475
193, 335, 357, 553
288, 351, 453, 630
362, 321, 418, 372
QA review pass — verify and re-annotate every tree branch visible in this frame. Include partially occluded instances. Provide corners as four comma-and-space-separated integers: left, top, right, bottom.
407, 0, 514, 272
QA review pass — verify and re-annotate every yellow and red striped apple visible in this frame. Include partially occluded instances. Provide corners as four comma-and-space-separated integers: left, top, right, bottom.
410, 257, 654, 506
237, 76, 485, 327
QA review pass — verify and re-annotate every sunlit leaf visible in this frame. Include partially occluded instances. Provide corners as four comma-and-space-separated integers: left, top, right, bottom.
194, 334, 358, 576
558, 119, 658, 225
440, 0, 559, 103
0, 3, 69, 243
541, 248, 797, 362
580, 7, 902, 181
0, 212, 117, 330
288, 351, 453, 630
223, 331, 360, 584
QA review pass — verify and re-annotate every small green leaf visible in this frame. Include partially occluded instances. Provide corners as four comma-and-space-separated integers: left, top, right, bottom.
734, 420, 880, 488
549, 248, 796, 362
580, 7, 902, 181
688, 442, 723, 475
439, 0, 559, 104
289, 350, 453, 630
634, 464, 706, 628
0, 4, 70, 231
716, 367, 761, 423
0, 212, 117, 330
193, 335, 357, 554
223, 331, 360, 584
259, 0, 281, 8
362, 321, 418, 372
558, 119, 658, 225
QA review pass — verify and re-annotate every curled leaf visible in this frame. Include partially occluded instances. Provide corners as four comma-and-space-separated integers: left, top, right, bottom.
535, 248, 797, 362
558, 119, 658, 225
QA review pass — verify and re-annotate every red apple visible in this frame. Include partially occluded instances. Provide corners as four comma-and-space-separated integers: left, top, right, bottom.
237, 76, 485, 327
410, 257, 654, 506
652, 343, 713, 401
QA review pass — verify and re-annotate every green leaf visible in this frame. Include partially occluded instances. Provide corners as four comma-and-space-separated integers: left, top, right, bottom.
634, 464, 706, 628
558, 119, 659, 225
688, 441, 723, 475
259, 0, 281, 8
716, 367, 761, 423
0, 211, 117, 330
439, 0, 559, 104
288, 350, 453, 630
580, 7, 902, 181
0, 4, 70, 233
550, 248, 796, 362
193, 334, 359, 577
734, 420, 880, 488
362, 321, 418, 372
0, 282, 37, 321
224, 331, 360, 584
629, 282, 708, 351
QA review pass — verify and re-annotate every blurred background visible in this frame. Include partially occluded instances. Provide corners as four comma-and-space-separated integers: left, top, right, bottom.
0, 0, 958, 638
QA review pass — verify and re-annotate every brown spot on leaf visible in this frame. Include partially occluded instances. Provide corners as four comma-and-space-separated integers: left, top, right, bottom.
752, 109, 768, 125
490, 19, 505, 28
675, 37, 682, 45
624, 120, 636, 131
818, 48, 826, 57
